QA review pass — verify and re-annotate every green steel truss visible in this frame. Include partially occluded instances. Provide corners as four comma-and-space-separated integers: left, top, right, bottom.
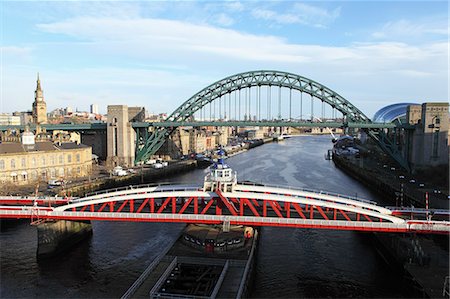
133, 70, 408, 170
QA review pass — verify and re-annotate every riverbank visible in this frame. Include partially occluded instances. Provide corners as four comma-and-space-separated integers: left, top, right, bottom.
332, 154, 448, 208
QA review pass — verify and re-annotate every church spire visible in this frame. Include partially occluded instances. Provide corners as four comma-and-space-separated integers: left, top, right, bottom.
36, 72, 41, 91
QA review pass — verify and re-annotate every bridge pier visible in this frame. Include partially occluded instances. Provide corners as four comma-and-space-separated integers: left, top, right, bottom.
36, 220, 92, 258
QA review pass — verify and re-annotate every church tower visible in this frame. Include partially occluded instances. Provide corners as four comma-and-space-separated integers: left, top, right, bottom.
32, 73, 47, 124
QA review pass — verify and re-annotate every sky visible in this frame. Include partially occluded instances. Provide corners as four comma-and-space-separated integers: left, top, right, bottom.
1, 1, 448, 117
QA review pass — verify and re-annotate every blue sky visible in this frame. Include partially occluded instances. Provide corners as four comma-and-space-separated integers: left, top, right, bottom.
1, 1, 448, 117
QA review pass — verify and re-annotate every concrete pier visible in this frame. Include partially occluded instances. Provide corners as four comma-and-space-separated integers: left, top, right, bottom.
37, 220, 92, 258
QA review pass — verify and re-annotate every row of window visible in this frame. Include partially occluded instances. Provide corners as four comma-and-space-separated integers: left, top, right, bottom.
4, 165, 89, 183
0, 153, 82, 170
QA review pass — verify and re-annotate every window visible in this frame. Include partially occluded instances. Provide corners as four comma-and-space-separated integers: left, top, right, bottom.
12, 174, 18, 183
435, 118, 440, 125
50, 168, 56, 178
50, 155, 55, 165
76, 153, 81, 163
77, 167, 81, 174
11, 159, 16, 169
31, 171, 38, 180
31, 158, 36, 167
22, 173, 27, 181
41, 171, 47, 180
59, 168, 64, 177
41, 157, 46, 166
67, 154, 72, 163
0, 160, 4, 170
21, 158, 26, 168
59, 155, 64, 164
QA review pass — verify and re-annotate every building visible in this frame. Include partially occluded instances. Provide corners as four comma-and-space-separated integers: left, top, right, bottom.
0, 130, 92, 185
32, 73, 48, 124
90, 104, 99, 114
406, 102, 449, 169
14, 111, 33, 125
0, 113, 21, 126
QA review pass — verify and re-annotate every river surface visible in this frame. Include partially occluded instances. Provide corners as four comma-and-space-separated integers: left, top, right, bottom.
1, 136, 405, 298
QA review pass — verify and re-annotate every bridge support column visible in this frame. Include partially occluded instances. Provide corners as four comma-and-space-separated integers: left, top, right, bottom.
106, 105, 137, 167
36, 220, 92, 258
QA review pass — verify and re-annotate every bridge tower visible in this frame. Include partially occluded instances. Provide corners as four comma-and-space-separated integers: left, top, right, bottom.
107, 105, 137, 167
32, 73, 47, 124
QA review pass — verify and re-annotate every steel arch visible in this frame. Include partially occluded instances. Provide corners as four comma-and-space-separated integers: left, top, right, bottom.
136, 70, 371, 162
167, 70, 370, 122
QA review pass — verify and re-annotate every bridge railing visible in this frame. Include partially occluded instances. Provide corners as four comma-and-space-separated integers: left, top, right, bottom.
237, 181, 376, 204
84, 182, 188, 197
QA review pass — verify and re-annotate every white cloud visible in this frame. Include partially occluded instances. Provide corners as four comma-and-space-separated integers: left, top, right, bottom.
372, 18, 449, 40
251, 3, 340, 28
214, 13, 235, 27
225, 1, 244, 12
3, 16, 447, 116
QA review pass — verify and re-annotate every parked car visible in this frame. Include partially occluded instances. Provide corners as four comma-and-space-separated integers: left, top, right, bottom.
145, 159, 156, 165
153, 163, 163, 169
115, 170, 128, 176
48, 179, 62, 186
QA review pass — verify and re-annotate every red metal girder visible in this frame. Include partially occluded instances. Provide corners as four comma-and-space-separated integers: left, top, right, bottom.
117, 200, 129, 213
291, 203, 306, 219
157, 197, 172, 213
90, 204, 94, 212
150, 198, 155, 213
178, 197, 193, 214
251, 199, 260, 207
130, 200, 134, 213
316, 206, 329, 220
136, 198, 150, 213
216, 198, 222, 215
269, 200, 283, 218
356, 213, 360, 221
98, 202, 108, 213
309, 205, 314, 219
172, 197, 176, 214
338, 209, 351, 221
230, 198, 239, 204
216, 189, 238, 216
109, 202, 114, 212
333, 209, 337, 220
263, 200, 267, 217
80, 205, 87, 212
285, 202, 291, 218
273, 201, 282, 211
200, 199, 214, 215
240, 198, 244, 216
72, 207, 76, 212
362, 214, 372, 222
243, 198, 260, 217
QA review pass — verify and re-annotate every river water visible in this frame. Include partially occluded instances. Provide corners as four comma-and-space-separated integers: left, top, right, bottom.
1, 136, 405, 298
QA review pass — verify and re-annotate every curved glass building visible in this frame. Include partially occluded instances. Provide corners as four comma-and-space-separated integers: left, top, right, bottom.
373, 103, 418, 123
